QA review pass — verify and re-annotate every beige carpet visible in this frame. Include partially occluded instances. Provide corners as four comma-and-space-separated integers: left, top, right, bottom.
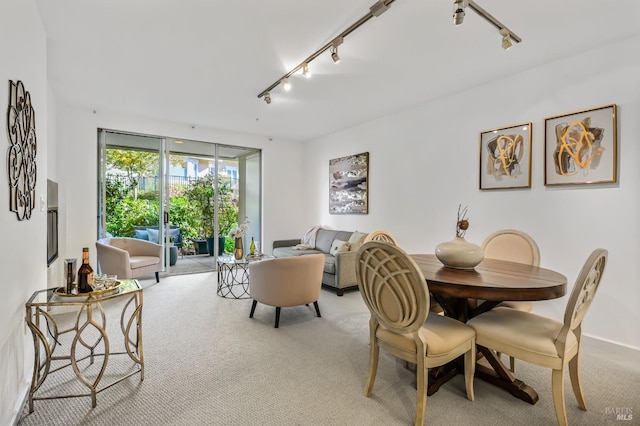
18, 272, 639, 425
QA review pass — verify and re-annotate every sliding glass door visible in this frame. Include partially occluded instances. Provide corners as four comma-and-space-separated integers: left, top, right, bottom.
98, 130, 261, 276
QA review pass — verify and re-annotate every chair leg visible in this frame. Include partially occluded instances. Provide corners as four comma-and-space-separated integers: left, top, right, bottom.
155, 271, 159, 283
313, 301, 322, 317
510, 356, 516, 373
274, 307, 281, 328
364, 334, 379, 397
464, 343, 476, 401
569, 354, 587, 410
415, 355, 427, 426
249, 300, 257, 318
552, 367, 569, 426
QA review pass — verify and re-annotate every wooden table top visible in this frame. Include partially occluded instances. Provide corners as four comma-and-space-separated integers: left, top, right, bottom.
410, 254, 567, 302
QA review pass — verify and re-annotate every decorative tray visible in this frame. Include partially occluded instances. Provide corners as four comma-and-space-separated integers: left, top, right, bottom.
55, 281, 122, 297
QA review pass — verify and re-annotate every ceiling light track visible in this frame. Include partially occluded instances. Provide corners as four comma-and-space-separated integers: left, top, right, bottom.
454, 0, 522, 48
257, 0, 396, 103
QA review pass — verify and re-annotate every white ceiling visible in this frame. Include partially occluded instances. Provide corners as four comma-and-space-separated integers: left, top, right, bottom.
35, 0, 640, 142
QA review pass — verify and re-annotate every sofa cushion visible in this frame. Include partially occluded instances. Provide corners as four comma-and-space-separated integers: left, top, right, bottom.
330, 240, 350, 256
146, 228, 160, 243
130, 255, 161, 269
348, 231, 368, 251
134, 229, 149, 240
323, 255, 336, 274
315, 230, 340, 253
273, 246, 324, 258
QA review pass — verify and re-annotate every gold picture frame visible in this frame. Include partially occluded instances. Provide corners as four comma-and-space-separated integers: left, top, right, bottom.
479, 122, 532, 190
544, 104, 617, 186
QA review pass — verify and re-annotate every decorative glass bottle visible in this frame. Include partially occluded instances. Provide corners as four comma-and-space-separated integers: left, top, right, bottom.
234, 237, 244, 260
249, 237, 256, 256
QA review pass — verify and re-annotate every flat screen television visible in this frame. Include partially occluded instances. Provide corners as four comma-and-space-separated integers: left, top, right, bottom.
47, 179, 58, 266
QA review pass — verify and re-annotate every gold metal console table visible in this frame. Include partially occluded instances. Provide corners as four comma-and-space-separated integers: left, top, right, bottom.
25, 279, 144, 412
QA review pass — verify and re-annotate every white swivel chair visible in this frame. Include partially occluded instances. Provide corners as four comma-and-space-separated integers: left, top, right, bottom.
249, 254, 324, 328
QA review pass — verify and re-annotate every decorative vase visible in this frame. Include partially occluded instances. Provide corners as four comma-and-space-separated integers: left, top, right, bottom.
435, 236, 484, 270
234, 237, 244, 260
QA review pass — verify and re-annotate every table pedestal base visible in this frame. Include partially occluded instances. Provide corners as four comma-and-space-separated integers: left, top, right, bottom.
475, 346, 539, 404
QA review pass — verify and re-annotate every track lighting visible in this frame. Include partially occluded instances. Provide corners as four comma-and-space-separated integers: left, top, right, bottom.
331, 37, 343, 64
257, 0, 396, 103
453, 0, 522, 50
331, 46, 340, 64
281, 77, 291, 91
500, 28, 512, 50
453, 0, 466, 26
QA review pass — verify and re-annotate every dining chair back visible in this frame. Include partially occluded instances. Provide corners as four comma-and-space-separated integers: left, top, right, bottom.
362, 231, 443, 314
481, 229, 540, 370
362, 229, 399, 245
468, 248, 607, 426
356, 241, 476, 426
481, 229, 540, 266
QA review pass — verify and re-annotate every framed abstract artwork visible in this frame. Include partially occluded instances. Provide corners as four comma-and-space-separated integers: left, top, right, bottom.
544, 104, 617, 186
329, 152, 368, 214
479, 122, 532, 190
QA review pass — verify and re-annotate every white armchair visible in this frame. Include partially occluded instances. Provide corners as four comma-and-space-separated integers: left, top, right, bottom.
96, 237, 162, 283
249, 254, 324, 328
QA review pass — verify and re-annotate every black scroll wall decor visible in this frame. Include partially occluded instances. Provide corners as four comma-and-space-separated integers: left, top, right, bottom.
6, 80, 37, 221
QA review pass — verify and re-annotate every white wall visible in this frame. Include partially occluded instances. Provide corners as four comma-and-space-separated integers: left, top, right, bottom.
55, 103, 307, 272
303, 34, 640, 350
0, 0, 48, 424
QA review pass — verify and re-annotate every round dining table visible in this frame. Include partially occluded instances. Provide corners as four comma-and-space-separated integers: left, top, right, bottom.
410, 254, 567, 404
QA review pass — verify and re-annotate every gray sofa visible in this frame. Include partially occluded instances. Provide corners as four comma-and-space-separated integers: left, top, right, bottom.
272, 229, 368, 296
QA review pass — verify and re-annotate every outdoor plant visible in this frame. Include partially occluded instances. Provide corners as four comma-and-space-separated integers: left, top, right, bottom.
184, 174, 238, 240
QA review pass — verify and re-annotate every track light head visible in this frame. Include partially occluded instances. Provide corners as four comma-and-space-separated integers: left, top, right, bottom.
453, 0, 466, 25
330, 37, 343, 64
282, 77, 291, 91
264, 92, 271, 104
331, 47, 340, 64
302, 63, 311, 78
500, 28, 512, 50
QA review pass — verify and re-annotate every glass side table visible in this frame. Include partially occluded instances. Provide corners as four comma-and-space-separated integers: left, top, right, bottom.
24, 279, 144, 412
216, 254, 273, 299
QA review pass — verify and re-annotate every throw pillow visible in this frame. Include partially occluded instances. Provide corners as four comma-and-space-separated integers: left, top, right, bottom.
146, 228, 159, 244
134, 229, 149, 240
348, 231, 368, 251
169, 228, 181, 243
330, 239, 351, 256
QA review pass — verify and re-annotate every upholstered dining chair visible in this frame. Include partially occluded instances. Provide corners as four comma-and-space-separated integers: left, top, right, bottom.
248, 254, 324, 328
363, 230, 443, 315
481, 229, 541, 371
467, 249, 607, 426
362, 229, 399, 245
356, 241, 476, 426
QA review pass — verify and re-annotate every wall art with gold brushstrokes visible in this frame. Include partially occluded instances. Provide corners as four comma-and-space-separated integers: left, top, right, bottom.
544, 104, 617, 186
479, 122, 532, 190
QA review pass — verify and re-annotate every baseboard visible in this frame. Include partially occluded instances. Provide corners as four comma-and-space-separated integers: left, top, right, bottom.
583, 333, 640, 352
10, 381, 29, 426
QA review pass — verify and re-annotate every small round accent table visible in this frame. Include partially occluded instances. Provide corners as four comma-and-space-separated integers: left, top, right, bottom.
216, 255, 273, 299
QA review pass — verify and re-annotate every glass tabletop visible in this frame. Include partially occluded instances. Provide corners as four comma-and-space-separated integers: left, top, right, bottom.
217, 254, 273, 265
